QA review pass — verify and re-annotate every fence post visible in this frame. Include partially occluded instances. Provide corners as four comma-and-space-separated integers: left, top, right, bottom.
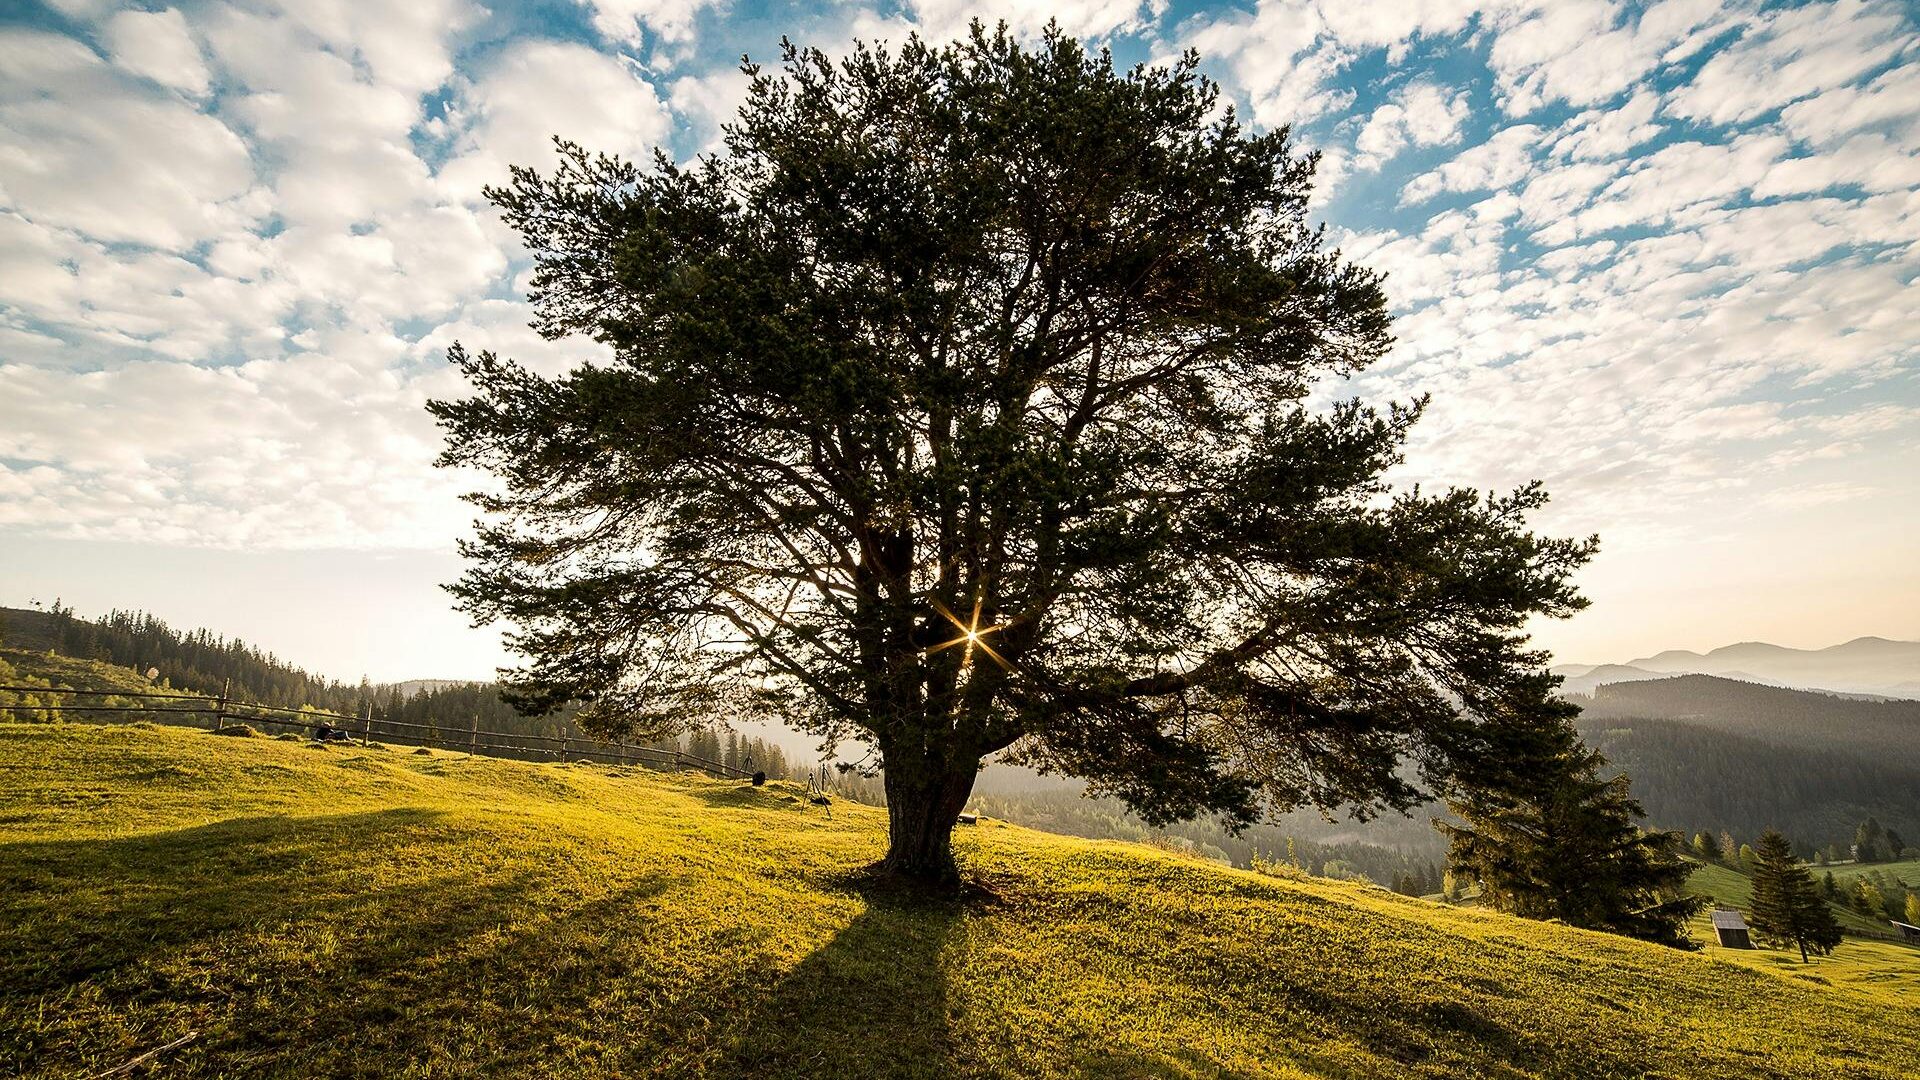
362, 701, 372, 747
214, 678, 229, 731
469, 714, 478, 758
562, 720, 570, 762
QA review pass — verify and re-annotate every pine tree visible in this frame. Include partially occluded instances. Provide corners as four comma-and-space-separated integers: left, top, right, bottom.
431, 26, 1596, 883
1821, 870, 1838, 901
1438, 710, 1703, 948
1748, 829, 1841, 962
1855, 817, 1886, 862
1720, 830, 1738, 864
1691, 832, 1717, 862
1737, 844, 1759, 875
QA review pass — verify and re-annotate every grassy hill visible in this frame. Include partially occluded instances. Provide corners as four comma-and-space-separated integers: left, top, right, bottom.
4, 726, 1919, 1078
1685, 861, 1897, 939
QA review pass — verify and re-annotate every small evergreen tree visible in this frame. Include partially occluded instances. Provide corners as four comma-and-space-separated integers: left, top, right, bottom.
1737, 844, 1759, 875
1855, 817, 1886, 862
1691, 832, 1717, 862
1821, 870, 1838, 901
1720, 830, 1738, 863
1748, 829, 1841, 962
1438, 709, 1702, 948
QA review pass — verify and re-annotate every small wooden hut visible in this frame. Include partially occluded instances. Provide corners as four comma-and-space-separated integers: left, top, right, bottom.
1711, 909, 1752, 948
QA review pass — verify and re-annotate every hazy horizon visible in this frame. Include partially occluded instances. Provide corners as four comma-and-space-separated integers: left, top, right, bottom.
4, 0, 1918, 682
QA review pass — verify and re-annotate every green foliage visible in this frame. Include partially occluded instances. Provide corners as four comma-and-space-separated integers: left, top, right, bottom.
1439, 712, 1702, 948
431, 25, 1594, 878
1748, 829, 1842, 963
5, 723, 1920, 1078
1687, 862, 1892, 940
1575, 711, 1920, 853
1691, 831, 1718, 862
1906, 892, 1920, 925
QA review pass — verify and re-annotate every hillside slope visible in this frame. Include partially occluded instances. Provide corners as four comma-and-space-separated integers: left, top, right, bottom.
1581, 674, 1920, 761
3, 725, 1918, 1079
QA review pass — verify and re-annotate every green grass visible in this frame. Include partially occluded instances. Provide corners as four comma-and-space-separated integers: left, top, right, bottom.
1821, 857, 1920, 891
4, 723, 1919, 1079
1686, 861, 1896, 938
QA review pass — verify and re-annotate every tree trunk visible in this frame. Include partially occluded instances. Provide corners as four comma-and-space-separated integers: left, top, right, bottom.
880, 761, 979, 883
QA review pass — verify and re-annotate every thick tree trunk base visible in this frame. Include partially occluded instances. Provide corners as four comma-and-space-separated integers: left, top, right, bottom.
878, 763, 977, 887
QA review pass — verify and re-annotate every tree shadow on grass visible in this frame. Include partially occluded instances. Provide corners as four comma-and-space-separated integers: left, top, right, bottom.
0, 809, 684, 1078
715, 875, 969, 1080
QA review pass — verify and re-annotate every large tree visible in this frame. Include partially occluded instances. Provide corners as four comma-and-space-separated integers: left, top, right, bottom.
1436, 707, 1703, 948
1748, 828, 1841, 962
432, 26, 1595, 881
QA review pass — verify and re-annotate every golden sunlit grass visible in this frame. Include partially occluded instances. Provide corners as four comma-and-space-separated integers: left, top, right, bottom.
3, 722, 1918, 1078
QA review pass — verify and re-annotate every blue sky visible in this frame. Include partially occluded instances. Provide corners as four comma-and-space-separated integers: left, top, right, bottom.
1, 0, 1917, 681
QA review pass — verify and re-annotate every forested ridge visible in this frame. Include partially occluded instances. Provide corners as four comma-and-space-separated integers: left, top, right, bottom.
1578, 675, 1920, 758
0, 604, 821, 786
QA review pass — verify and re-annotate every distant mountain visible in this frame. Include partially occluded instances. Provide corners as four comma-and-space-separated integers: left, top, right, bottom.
1551, 663, 1667, 696
1620, 636, 1920, 698
1573, 674, 1920, 844
1581, 674, 1920, 763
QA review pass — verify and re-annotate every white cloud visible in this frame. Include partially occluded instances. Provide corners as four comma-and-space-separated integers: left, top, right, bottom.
1400, 123, 1544, 203
1666, 0, 1914, 126
1486, 0, 1733, 115
1551, 88, 1663, 161
3, 0, 1919, 588
0, 30, 259, 250
100, 8, 211, 97
438, 41, 672, 201
1778, 60, 1920, 148
1354, 80, 1470, 169
577, 0, 720, 46
668, 63, 754, 154
905, 0, 1156, 42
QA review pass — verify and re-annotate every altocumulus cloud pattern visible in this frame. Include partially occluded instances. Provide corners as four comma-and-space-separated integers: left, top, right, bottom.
1, 0, 1916, 566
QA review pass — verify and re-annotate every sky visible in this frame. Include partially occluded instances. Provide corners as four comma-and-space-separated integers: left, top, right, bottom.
0, 0, 1917, 682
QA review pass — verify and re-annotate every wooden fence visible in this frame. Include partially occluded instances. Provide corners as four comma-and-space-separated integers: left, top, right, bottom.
0, 684, 753, 779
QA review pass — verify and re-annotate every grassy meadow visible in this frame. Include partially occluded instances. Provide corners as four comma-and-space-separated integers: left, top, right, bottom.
3, 722, 1919, 1079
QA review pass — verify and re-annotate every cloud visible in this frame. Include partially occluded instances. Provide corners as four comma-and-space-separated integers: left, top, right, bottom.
1, 0, 1918, 579
1354, 80, 1470, 169
0, 29, 259, 250
576, 0, 718, 45
1667, 0, 1914, 127
100, 8, 211, 97
1400, 123, 1544, 203
437, 40, 672, 201
1485, 0, 1734, 115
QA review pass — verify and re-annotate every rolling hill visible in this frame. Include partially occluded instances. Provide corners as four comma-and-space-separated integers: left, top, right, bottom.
3, 722, 1919, 1079
1616, 637, 1920, 698
1580, 674, 1920, 761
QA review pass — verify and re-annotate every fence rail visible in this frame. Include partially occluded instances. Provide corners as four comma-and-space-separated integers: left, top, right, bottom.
0, 684, 753, 779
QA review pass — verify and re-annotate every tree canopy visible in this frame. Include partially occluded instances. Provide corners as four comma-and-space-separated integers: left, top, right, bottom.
1749, 828, 1842, 962
432, 25, 1595, 879
1436, 705, 1703, 948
